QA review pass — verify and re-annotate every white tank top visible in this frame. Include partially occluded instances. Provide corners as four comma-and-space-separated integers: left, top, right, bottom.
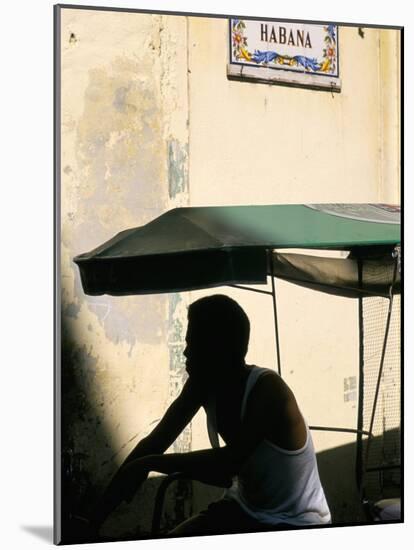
205, 366, 331, 526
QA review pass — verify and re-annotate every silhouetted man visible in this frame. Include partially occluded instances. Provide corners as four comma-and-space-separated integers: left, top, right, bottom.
91, 294, 331, 535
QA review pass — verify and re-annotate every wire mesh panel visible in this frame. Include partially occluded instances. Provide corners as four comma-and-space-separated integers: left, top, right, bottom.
359, 257, 401, 504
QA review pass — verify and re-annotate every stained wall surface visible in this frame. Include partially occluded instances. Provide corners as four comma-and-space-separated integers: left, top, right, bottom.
59, 7, 400, 540
60, 9, 191, 539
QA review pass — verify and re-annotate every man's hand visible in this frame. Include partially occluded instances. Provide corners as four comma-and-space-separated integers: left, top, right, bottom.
117, 459, 150, 503
89, 458, 150, 532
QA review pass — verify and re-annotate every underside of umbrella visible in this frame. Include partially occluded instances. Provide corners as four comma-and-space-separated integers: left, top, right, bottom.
73, 203, 400, 296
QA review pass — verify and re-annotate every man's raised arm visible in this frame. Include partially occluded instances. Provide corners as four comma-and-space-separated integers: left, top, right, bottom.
123, 376, 202, 464
126, 371, 297, 488
90, 377, 202, 531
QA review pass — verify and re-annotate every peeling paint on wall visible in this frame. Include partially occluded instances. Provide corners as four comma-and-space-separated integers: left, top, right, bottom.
86, 295, 167, 349
166, 292, 192, 527
64, 301, 81, 319
168, 139, 188, 199
167, 295, 191, 452
344, 376, 357, 403
60, 10, 175, 536
160, 14, 193, 527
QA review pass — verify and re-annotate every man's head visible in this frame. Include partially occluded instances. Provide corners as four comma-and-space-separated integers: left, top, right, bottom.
184, 295, 250, 383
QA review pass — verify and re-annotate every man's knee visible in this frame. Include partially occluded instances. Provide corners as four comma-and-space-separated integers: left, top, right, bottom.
168, 498, 250, 536
167, 512, 210, 536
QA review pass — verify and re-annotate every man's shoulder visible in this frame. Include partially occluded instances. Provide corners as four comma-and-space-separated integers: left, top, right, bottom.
247, 368, 305, 441
251, 367, 295, 406
252, 365, 286, 388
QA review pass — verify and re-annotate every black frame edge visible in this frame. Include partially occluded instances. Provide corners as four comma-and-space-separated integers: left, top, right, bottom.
56, 3, 403, 31
54, 3, 62, 545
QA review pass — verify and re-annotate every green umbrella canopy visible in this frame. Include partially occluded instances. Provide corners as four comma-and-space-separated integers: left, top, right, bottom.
73, 204, 400, 296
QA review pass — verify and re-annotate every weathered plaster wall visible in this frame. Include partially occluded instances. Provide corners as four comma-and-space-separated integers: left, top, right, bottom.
60, 9, 191, 539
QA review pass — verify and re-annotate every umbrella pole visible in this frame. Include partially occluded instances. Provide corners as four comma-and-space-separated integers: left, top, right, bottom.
269, 250, 282, 377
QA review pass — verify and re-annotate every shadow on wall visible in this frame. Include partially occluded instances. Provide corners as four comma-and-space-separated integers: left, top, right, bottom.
316, 437, 365, 524
59, 319, 141, 542
59, 315, 193, 544
316, 427, 401, 525
60, 317, 111, 543
60, 316, 125, 544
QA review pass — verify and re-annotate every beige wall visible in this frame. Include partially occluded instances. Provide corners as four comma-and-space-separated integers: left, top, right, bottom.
188, 20, 399, 205
187, 18, 400, 465
59, 8, 400, 537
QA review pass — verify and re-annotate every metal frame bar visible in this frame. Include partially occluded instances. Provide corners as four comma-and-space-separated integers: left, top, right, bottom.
229, 284, 273, 296
356, 258, 365, 492
363, 258, 398, 470
270, 255, 282, 377
230, 250, 282, 375
309, 426, 371, 436
152, 472, 186, 535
